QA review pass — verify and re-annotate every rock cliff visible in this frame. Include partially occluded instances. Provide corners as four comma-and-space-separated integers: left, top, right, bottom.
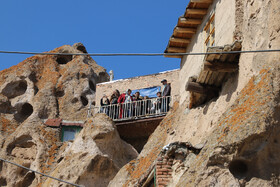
0, 44, 138, 186
109, 0, 280, 186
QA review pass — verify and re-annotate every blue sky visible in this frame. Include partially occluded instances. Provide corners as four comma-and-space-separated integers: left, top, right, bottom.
0, 0, 188, 79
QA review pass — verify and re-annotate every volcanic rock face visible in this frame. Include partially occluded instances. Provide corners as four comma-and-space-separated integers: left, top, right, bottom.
0, 43, 119, 186
43, 114, 138, 187
0, 43, 108, 127
109, 0, 280, 186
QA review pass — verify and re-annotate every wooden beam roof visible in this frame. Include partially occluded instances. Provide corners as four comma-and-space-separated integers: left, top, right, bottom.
164, 0, 213, 58
178, 17, 202, 25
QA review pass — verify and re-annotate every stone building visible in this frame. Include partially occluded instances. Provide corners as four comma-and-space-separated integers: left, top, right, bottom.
165, 0, 244, 106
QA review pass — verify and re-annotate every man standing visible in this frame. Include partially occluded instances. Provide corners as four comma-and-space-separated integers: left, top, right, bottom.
161, 79, 171, 112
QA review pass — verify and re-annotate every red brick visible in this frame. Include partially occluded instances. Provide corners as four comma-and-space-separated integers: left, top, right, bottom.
163, 165, 172, 169
158, 181, 169, 185
168, 158, 174, 162
163, 159, 168, 163
157, 168, 172, 172
167, 161, 173, 165
157, 175, 170, 178
156, 171, 163, 175
157, 185, 165, 187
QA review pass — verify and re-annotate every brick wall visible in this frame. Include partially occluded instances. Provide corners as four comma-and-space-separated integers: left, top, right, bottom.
156, 155, 174, 186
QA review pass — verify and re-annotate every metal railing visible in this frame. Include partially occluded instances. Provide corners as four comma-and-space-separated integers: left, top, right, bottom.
89, 96, 172, 121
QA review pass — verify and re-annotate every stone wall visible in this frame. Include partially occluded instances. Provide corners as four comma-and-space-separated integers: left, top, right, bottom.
95, 69, 180, 107
179, 0, 236, 104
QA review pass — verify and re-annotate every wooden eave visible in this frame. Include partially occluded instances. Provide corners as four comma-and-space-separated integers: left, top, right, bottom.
186, 41, 242, 108
164, 0, 213, 58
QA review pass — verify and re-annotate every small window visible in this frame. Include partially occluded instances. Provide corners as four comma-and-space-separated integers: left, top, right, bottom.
204, 14, 215, 50
61, 126, 82, 141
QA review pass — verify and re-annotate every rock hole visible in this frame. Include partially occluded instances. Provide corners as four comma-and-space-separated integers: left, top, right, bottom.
80, 95, 88, 106
7, 135, 33, 155
21, 171, 35, 187
0, 101, 14, 114
56, 55, 73, 65
73, 43, 87, 53
34, 85, 39, 95
2, 80, 28, 99
77, 45, 87, 53
57, 157, 64, 163
38, 107, 49, 119
20, 103, 33, 117
0, 160, 3, 172
229, 159, 248, 179
71, 97, 79, 103
28, 72, 37, 83
89, 80, 96, 92
14, 103, 34, 122
55, 89, 65, 98
0, 177, 7, 186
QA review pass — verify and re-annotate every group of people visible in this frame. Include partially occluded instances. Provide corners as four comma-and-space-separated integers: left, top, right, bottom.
100, 79, 171, 119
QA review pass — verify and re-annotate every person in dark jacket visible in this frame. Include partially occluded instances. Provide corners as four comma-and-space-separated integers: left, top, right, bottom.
161, 79, 171, 112
132, 91, 142, 116
100, 95, 110, 115
109, 89, 120, 119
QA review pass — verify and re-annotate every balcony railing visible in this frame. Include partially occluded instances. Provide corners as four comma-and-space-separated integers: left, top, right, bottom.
88, 96, 172, 121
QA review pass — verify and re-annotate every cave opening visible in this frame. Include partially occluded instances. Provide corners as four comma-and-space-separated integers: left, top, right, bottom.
80, 95, 89, 106
56, 55, 73, 65
0, 177, 7, 186
229, 159, 248, 179
2, 80, 28, 99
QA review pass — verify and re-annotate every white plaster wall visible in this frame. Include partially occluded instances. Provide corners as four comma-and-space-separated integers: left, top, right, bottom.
179, 0, 236, 104
95, 70, 180, 106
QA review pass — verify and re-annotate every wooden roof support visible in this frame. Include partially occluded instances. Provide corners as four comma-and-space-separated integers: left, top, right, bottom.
204, 61, 239, 72
174, 27, 197, 34
167, 47, 186, 53
190, 0, 213, 3
186, 9, 208, 15
186, 80, 219, 94
170, 37, 191, 44
179, 17, 202, 25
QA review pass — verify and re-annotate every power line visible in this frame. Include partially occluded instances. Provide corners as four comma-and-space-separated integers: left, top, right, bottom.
0, 158, 83, 187
0, 49, 279, 56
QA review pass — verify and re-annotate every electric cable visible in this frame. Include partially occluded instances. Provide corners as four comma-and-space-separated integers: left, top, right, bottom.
0, 49, 279, 56
0, 158, 83, 187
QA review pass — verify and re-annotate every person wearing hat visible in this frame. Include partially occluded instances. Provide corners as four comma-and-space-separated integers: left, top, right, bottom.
161, 79, 171, 112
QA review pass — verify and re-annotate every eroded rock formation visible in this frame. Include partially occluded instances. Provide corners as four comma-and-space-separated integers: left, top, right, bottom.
109, 0, 280, 186
0, 43, 132, 186
43, 114, 138, 187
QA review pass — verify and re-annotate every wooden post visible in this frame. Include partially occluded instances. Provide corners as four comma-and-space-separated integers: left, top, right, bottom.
204, 61, 238, 72
185, 80, 219, 94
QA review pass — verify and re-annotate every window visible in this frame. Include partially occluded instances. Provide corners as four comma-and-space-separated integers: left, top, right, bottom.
61, 126, 82, 141
204, 14, 215, 50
